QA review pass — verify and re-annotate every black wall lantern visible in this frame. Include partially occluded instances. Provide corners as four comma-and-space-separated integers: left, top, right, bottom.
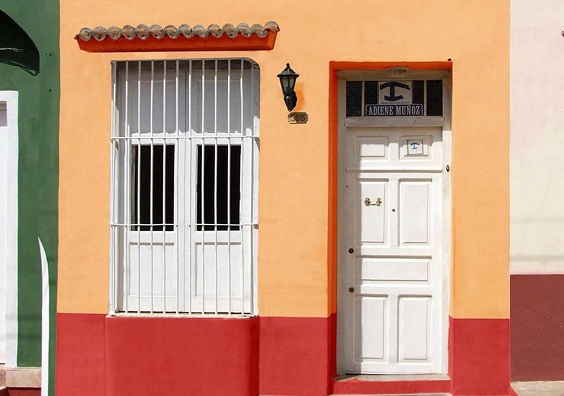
277, 63, 299, 112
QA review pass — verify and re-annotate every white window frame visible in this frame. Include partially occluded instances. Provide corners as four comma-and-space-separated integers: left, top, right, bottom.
0, 90, 18, 365
110, 59, 259, 316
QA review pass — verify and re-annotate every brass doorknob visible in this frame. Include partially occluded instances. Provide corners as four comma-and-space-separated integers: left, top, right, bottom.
365, 197, 382, 206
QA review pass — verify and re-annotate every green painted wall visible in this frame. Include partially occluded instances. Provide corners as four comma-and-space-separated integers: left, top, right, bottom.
0, 1, 59, 395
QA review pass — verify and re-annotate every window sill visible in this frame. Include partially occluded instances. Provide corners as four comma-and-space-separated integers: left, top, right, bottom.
1, 366, 41, 388
107, 313, 256, 319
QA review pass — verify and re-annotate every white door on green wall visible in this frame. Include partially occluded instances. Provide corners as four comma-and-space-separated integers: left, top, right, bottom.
341, 126, 445, 374
0, 100, 6, 363
0, 91, 18, 366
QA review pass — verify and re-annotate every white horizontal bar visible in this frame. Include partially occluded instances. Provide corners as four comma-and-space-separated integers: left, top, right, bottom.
345, 116, 445, 128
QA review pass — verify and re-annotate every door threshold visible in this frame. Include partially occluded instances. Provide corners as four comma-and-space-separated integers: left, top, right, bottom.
333, 374, 451, 395
336, 374, 450, 382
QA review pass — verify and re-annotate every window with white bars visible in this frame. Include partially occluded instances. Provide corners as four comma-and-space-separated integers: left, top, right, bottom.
110, 59, 259, 315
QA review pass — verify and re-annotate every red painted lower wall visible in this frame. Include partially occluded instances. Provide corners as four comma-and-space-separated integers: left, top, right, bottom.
259, 315, 334, 396
56, 314, 106, 396
56, 313, 510, 395
56, 314, 333, 396
106, 316, 260, 396
511, 274, 564, 380
56, 313, 260, 396
449, 317, 510, 395
333, 317, 509, 395
4, 390, 40, 396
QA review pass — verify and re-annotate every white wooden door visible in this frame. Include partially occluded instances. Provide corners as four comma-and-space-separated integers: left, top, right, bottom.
0, 100, 7, 363
0, 91, 18, 365
341, 127, 445, 374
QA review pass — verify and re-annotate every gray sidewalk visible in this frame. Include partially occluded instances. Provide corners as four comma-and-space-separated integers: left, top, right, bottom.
512, 381, 564, 396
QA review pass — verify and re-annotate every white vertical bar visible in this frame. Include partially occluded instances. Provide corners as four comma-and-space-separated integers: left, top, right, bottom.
239, 59, 245, 313
162, 61, 167, 313
149, 61, 155, 314
441, 76, 452, 372
253, 62, 260, 315
174, 60, 180, 314
361, 81, 365, 117
123, 61, 130, 313
109, 63, 117, 314
187, 60, 193, 314
136, 61, 142, 313
38, 238, 49, 396
200, 59, 206, 313
423, 80, 428, 116
249, 62, 256, 315
227, 59, 232, 314
213, 60, 219, 314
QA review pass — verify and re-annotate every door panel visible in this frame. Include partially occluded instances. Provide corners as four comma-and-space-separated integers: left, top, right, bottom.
398, 296, 431, 362
126, 233, 178, 312
356, 136, 388, 162
399, 180, 431, 245
357, 258, 429, 282
358, 180, 387, 244
355, 295, 387, 361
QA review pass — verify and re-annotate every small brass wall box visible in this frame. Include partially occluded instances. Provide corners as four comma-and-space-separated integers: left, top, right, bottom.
288, 112, 308, 124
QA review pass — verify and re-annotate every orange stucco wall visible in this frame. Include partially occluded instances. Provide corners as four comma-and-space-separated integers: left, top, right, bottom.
58, 0, 509, 319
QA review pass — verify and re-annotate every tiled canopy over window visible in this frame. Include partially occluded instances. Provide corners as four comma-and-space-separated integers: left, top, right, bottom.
75, 22, 279, 52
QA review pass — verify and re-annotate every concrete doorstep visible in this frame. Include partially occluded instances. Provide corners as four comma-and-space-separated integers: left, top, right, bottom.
512, 381, 564, 396
329, 394, 450, 396
0, 366, 41, 395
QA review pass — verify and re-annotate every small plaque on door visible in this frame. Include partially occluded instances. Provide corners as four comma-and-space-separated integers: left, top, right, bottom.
407, 139, 424, 156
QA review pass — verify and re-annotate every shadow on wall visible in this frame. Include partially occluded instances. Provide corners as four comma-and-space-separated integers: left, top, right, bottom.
0, 10, 39, 75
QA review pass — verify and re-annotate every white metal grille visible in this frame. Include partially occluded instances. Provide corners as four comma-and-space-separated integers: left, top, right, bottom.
110, 59, 259, 315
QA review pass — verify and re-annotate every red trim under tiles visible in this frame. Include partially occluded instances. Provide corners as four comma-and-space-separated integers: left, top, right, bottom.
75, 34, 277, 52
